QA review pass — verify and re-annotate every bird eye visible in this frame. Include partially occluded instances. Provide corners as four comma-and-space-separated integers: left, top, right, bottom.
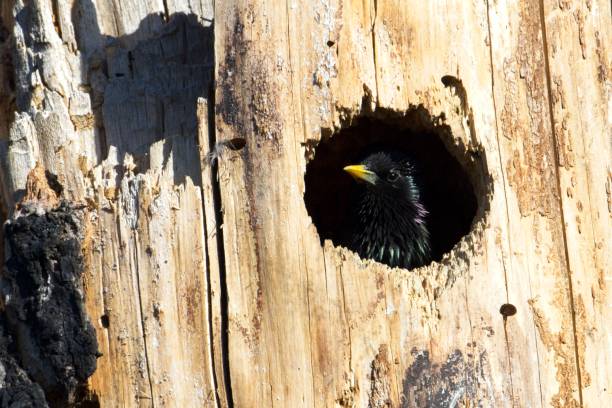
386, 171, 399, 182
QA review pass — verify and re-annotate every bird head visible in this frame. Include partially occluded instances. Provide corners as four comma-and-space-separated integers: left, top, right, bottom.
343, 151, 418, 198
343, 150, 430, 268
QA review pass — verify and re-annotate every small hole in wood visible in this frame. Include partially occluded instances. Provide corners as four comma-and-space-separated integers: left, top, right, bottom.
207, 137, 247, 165
499, 303, 517, 317
225, 137, 247, 150
100, 314, 110, 328
327, 40, 335, 47
304, 108, 482, 270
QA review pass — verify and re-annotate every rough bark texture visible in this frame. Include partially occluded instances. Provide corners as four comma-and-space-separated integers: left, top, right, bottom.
0, 0, 610, 407
3, 200, 98, 407
0, 319, 48, 408
0, 164, 99, 407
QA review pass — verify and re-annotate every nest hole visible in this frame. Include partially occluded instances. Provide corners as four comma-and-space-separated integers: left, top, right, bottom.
304, 109, 480, 267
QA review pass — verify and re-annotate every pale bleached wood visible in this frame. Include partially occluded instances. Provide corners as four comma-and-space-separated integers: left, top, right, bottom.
80, 1, 219, 404
83, 150, 155, 406
84, 146, 218, 408
486, 1, 601, 406
540, 0, 612, 405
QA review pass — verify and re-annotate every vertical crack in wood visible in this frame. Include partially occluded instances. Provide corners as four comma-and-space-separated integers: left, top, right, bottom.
302, 245, 316, 406
461, 270, 478, 403
525, 261, 545, 407
337, 264, 353, 372
501, 318, 516, 406
369, 0, 379, 106
162, 0, 170, 22
131, 229, 156, 406
537, 0, 584, 405
207, 89, 235, 407
197, 97, 223, 408
484, 1, 513, 304
381, 280, 401, 405
483, 2, 522, 405
284, 0, 317, 401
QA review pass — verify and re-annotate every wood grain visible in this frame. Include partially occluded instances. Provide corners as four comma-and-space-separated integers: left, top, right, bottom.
0, 0, 609, 406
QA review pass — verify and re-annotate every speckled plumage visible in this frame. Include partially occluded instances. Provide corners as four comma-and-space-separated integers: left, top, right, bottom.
346, 151, 431, 269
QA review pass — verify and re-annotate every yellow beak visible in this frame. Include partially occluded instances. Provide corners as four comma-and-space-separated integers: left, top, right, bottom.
343, 164, 377, 184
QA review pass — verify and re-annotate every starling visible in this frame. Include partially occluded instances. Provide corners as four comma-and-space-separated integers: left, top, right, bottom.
343, 151, 431, 269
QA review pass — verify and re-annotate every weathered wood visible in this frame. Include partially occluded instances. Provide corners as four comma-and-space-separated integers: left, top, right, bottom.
213, 0, 610, 407
488, 1, 581, 406
197, 97, 231, 408
1, 1, 219, 406
540, 1, 611, 405
0, 0, 609, 407
213, 0, 513, 406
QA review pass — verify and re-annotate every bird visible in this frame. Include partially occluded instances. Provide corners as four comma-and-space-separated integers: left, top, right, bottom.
343, 150, 431, 269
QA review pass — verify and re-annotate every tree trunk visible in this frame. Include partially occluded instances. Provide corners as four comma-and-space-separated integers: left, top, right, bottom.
0, 0, 609, 407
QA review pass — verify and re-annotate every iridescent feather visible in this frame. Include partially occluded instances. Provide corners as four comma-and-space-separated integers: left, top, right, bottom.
347, 151, 431, 269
